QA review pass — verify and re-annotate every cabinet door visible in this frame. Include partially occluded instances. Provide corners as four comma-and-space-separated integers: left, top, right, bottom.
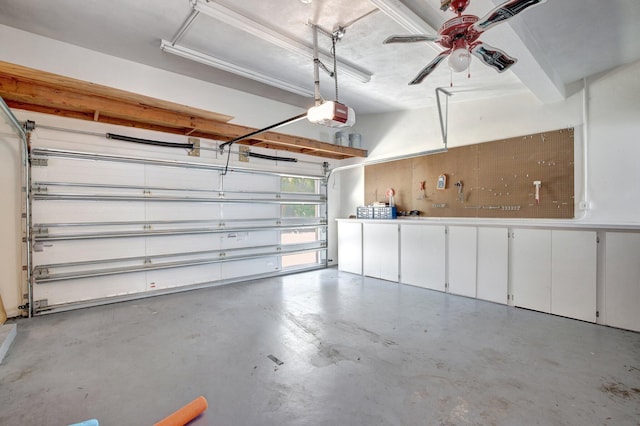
363, 223, 398, 282
604, 232, 640, 332
448, 226, 477, 298
512, 228, 552, 313
337, 221, 362, 274
400, 224, 445, 291
551, 230, 597, 322
477, 227, 509, 304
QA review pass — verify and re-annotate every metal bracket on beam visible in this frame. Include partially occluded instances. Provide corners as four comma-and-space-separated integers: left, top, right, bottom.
188, 137, 200, 157
239, 146, 250, 162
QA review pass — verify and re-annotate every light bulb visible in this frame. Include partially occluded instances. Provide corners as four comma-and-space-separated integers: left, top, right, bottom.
449, 48, 471, 73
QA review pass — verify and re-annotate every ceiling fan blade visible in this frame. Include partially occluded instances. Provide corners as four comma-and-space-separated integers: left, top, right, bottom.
383, 34, 441, 44
409, 50, 451, 85
471, 42, 517, 73
473, 0, 546, 33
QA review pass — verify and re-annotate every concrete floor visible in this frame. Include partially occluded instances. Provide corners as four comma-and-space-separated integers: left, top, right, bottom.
1, 268, 639, 426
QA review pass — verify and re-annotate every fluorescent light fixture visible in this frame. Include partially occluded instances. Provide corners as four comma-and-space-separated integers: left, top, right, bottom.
307, 101, 356, 128
160, 40, 315, 97
369, 0, 441, 53
192, 0, 372, 83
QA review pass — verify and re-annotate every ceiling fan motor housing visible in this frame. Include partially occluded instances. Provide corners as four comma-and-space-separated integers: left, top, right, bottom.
438, 15, 480, 50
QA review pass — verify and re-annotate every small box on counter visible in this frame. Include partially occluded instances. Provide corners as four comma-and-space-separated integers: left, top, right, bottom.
356, 206, 397, 219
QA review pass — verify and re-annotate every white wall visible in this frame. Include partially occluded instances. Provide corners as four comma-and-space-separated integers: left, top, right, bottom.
0, 122, 23, 317
341, 60, 640, 226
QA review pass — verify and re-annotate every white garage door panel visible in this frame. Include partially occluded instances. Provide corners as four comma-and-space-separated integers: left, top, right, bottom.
605, 232, 640, 332
146, 264, 222, 291
221, 230, 279, 249
222, 174, 280, 192
221, 204, 281, 220
145, 235, 221, 256
144, 166, 220, 190
34, 272, 148, 306
32, 238, 146, 265
221, 257, 280, 280
31, 158, 145, 186
145, 202, 222, 222
32, 200, 146, 223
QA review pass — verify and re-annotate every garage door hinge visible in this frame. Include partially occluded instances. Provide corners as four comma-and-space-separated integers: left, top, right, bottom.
33, 185, 48, 193
34, 267, 50, 279
219, 252, 226, 258
34, 299, 48, 309
596, 311, 599, 318
32, 227, 49, 235
31, 158, 48, 167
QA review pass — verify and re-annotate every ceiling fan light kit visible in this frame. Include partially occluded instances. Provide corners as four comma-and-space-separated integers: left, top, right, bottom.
384, 0, 547, 84
448, 47, 471, 72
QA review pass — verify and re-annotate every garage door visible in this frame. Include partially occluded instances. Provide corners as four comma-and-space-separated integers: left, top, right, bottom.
28, 124, 327, 314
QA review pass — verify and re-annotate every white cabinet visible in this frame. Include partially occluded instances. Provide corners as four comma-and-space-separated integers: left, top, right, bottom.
448, 226, 477, 298
400, 224, 445, 291
551, 230, 597, 322
337, 221, 362, 274
363, 223, 399, 282
477, 227, 509, 304
604, 232, 640, 332
511, 228, 597, 321
511, 228, 552, 313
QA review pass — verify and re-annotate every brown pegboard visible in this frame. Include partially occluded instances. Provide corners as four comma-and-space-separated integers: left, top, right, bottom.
364, 129, 574, 219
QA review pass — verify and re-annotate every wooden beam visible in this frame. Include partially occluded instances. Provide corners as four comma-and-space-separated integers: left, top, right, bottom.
0, 61, 233, 123
0, 61, 367, 160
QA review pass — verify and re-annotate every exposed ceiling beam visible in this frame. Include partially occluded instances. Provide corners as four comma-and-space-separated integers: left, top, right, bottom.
477, 0, 565, 103
0, 62, 367, 160
369, 0, 441, 54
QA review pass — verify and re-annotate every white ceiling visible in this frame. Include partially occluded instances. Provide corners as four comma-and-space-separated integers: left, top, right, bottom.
1, 0, 639, 114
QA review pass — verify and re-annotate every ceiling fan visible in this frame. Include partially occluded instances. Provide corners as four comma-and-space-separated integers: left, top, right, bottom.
384, 0, 546, 85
